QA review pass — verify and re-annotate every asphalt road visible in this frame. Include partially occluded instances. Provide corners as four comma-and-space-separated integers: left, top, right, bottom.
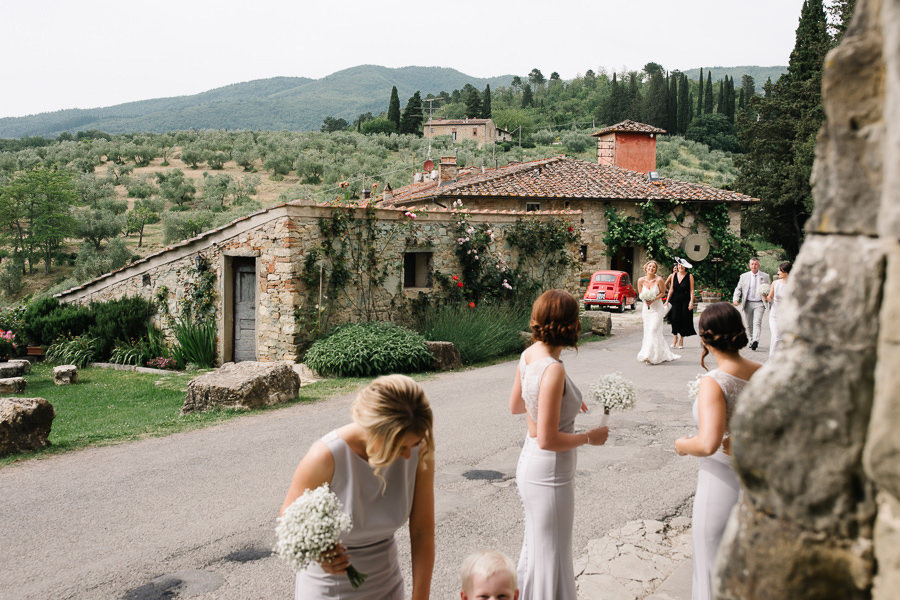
0, 308, 771, 600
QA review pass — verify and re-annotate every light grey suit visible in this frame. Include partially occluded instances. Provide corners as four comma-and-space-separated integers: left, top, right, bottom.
733, 270, 770, 345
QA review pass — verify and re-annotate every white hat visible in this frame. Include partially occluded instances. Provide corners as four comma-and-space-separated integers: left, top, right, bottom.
677, 258, 693, 268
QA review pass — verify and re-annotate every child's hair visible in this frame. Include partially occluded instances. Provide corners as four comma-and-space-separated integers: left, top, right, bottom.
461, 550, 517, 593
351, 374, 434, 480
530, 289, 581, 348
698, 302, 749, 369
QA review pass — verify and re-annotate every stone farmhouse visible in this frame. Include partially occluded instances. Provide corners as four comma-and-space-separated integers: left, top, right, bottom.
54, 202, 582, 364
424, 118, 514, 147
381, 120, 758, 281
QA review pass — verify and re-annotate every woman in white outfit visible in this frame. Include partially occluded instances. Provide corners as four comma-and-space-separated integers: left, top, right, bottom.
765, 261, 791, 358
508, 289, 609, 600
674, 302, 761, 600
637, 260, 680, 364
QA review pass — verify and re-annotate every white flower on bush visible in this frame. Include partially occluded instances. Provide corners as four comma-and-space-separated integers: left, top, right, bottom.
639, 288, 657, 303
590, 372, 637, 420
275, 483, 368, 588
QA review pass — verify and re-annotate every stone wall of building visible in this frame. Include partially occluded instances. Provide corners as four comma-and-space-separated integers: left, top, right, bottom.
56, 204, 582, 365
715, 1, 900, 598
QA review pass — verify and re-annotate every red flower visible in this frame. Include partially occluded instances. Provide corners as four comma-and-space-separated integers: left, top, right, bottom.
568, 226, 574, 232
457, 281, 464, 288
452, 275, 458, 281
468, 302, 476, 308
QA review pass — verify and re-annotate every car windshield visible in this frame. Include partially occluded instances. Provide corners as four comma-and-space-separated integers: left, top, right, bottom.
593, 274, 617, 283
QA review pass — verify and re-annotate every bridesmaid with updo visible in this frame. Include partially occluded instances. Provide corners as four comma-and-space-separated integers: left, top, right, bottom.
674, 302, 761, 600
508, 289, 609, 600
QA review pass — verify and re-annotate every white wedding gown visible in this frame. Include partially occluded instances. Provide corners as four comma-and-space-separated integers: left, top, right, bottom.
637, 284, 680, 364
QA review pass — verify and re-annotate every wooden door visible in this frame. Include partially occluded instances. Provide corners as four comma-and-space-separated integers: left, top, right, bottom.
233, 259, 256, 362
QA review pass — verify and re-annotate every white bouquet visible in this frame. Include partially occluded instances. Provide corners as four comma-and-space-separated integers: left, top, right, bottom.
590, 372, 637, 426
275, 483, 368, 589
758, 282, 771, 298
639, 288, 657, 303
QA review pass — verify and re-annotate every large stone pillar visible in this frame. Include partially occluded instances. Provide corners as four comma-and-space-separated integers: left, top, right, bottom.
715, 1, 900, 598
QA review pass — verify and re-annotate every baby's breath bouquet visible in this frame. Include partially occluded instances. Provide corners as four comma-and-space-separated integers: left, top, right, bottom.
275, 483, 368, 589
758, 282, 771, 298
687, 374, 704, 402
590, 372, 637, 426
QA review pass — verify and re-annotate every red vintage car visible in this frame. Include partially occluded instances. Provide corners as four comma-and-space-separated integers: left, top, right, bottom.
582, 270, 637, 312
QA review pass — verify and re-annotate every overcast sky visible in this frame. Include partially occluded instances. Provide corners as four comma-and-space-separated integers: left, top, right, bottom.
1, 0, 806, 119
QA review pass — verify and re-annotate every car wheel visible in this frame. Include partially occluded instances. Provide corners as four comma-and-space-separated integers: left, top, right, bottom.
617, 302, 626, 313
630, 299, 637, 311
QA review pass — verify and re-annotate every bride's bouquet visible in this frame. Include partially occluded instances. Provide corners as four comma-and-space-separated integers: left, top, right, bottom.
590, 372, 637, 426
275, 483, 368, 589
639, 288, 658, 303
687, 374, 703, 402
758, 282, 771, 299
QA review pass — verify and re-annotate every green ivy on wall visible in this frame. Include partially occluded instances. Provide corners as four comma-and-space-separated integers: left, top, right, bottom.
603, 202, 752, 291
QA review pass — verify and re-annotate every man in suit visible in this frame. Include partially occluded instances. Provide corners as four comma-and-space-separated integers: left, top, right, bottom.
733, 258, 770, 351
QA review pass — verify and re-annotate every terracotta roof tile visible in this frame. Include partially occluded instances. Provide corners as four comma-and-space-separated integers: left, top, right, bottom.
592, 120, 667, 136
379, 156, 756, 206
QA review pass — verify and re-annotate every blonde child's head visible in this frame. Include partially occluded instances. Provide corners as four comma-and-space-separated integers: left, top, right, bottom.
460, 550, 518, 600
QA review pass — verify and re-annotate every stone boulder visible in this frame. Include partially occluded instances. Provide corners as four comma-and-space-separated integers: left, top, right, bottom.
425, 341, 462, 371
0, 397, 55, 457
53, 365, 78, 385
182, 361, 301, 414
0, 359, 30, 378
582, 311, 612, 336
0, 377, 26, 394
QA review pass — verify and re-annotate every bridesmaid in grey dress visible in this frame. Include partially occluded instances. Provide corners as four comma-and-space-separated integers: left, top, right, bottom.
280, 374, 435, 600
674, 303, 761, 600
509, 289, 609, 600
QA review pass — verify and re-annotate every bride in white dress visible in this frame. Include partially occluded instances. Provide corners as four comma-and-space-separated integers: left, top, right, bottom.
637, 260, 680, 364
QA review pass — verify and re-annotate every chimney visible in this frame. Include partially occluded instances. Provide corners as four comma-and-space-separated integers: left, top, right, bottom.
439, 156, 457, 183
363, 189, 371, 200
383, 183, 393, 203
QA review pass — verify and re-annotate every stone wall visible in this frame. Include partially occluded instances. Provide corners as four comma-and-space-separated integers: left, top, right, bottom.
715, 1, 900, 598
56, 204, 581, 365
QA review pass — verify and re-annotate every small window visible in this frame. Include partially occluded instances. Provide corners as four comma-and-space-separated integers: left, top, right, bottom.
526, 202, 541, 212
622, 274, 632, 285
430, 127, 434, 133
142, 274, 151, 287
473, 128, 478, 136
594, 274, 616, 283
580, 245, 587, 262
452, 131, 457, 141
403, 252, 433, 288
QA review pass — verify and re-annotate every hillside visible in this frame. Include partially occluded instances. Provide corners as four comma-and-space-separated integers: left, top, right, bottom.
0, 66, 514, 139
681, 66, 787, 86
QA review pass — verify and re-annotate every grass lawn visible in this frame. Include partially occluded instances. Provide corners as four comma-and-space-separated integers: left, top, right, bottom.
0, 363, 373, 467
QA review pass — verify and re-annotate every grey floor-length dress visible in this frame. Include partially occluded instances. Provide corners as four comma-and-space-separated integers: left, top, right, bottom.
690, 370, 745, 600
515, 354, 582, 600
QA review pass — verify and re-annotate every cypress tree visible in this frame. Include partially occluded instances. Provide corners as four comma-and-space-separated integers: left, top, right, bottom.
735, 0, 832, 259
704, 72, 714, 114
387, 86, 401, 131
464, 88, 481, 119
677, 72, 691, 135
399, 91, 424, 136
716, 80, 725, 114
667, 73, 678, 133
697, 68, 704, 117
481, 84, 492, 119
522, 84, 534, 108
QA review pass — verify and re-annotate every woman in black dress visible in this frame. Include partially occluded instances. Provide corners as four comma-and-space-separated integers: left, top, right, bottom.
665, 258, 696, 349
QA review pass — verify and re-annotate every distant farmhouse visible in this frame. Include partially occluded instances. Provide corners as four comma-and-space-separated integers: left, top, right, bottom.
382, 120, 757, 279
423, 117, 513, 147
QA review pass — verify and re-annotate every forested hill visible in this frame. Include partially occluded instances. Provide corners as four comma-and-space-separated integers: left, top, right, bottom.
0, 66, 513, 139
682, 66, 787, 86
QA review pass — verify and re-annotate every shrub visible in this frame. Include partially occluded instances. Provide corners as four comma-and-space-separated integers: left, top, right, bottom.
110, 339, 150, 366
30, 304, 95, 346
88, 296, 156, 359
304, 322, 432, 377
171, 318, 216, 369
46, 335, 99, 368
420, 302, 530, 365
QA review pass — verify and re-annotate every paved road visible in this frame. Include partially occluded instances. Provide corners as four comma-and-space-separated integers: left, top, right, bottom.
0, 307, 773, 600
